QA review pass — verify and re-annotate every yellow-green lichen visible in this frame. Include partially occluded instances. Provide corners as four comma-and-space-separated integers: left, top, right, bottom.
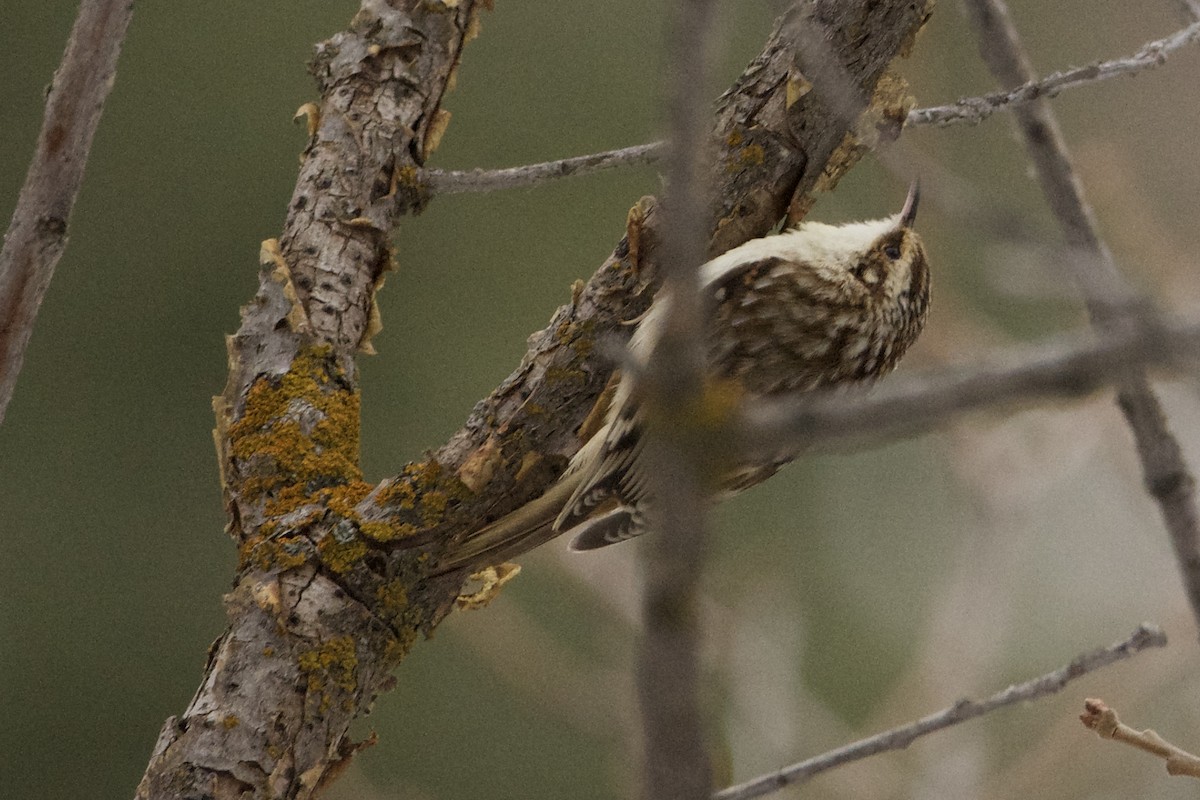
227, 345, 362, 505
317, 533, 369, 574
298, 635, 358, 716
375, 478, 417, 510
375, 579, 409, 626
324, 481, 374, 518
727, 142, 765, 173
359, 520, 417, 542
240, 534, 311, 572
371, 458, 471, 532
373, 577, 424, 665
543, 364, 587, 386
222, 715, 240, 730
420, 490, 448, 526
553, 317, 597, 360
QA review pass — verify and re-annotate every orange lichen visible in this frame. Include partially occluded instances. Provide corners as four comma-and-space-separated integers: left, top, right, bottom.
239, 535, 311, 572
317, 533, 369, 574
359, 520, 417, 542
298, 636, 358, 716
227, 345, 362, 505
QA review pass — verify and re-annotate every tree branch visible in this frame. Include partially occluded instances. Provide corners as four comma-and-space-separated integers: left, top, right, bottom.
1080, 698, 1200, 779
739, 313, 1200, 457
426, 141, 663, 194
715, 625, 1168, 800
0, 0, 134, 425
910, 18, 1200, 126
963, 0, 1200, 641
638, 0, 719, 794
138, 3, 486, 797
420, 18, 1200, 194
138, 2, 934, 797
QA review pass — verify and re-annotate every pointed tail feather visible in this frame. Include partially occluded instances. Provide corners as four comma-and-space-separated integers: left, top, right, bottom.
434, 473, 583, 574
566, 506, 643, 551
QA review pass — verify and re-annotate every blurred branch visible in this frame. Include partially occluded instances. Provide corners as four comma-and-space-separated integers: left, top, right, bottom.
638, 0, 718, 794
739, 312, 1200, 456
715, 625, 1168, 800
1169, 0, 1200, 22
421, 18, 1200, 195
1080, 698, 1200, 779
0, 0, 134, 425
963, 0, 1200, 641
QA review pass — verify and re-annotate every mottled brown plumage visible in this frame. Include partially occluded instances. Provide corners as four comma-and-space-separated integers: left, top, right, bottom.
444, 183, 931, 567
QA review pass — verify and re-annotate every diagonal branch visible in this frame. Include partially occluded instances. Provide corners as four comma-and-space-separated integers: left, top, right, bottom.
715, 625, 1167, 800
138, 2, 935, 797
963, 0, 1200, 640
0, 0, 134, 425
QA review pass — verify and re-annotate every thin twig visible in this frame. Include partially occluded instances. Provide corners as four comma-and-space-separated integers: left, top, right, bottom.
638, 0, 719, 796
419, 19, 1200, 194
0, 0, 135, 425
963, 0, 1200, 640
425, 142, 664, 194
1080, 698, 1200, 779
740, 313, 1200, 457
910, 18, 1200, 126
714, 625, 1168, 800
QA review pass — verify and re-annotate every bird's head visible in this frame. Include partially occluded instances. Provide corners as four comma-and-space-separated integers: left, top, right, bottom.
781, 180, 930, 320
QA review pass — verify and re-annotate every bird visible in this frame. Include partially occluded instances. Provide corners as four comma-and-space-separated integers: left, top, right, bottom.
440, 182, 930, 570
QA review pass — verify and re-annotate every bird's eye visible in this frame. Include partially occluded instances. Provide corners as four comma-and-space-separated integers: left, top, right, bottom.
884, 244, 902, 260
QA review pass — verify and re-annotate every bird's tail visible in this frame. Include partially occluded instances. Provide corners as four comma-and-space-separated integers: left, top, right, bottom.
433, 473, 585, 574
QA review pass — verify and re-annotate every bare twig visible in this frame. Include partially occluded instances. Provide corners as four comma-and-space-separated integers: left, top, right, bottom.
964, 0, 1200, 640
740, 314, 1200, 457
714, 625, 1167, 800
638, 0, 719, 795
425, 142, 664, 194
910, 18, 1200, 126
1080, 698, 1200, 779
419, 19, 1200, 195
0, 0, 134, 425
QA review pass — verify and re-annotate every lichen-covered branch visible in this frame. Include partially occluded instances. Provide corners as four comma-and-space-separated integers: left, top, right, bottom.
138, 1, 934, 796
137, 3, 486, 797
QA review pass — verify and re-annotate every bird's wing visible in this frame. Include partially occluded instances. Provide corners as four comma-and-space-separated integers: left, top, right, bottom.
553, 380, 648, 534
554, 254, 805, 543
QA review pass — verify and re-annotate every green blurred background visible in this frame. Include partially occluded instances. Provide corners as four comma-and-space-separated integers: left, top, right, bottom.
3, 2, 1200, 798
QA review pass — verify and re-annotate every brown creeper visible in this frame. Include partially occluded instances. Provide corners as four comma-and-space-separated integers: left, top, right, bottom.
443, 183, 929, 567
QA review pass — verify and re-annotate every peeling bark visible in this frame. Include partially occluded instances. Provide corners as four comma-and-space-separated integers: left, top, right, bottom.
137, 1, 933, 796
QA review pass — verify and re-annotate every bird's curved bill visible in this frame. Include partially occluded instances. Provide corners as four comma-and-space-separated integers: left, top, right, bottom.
899, 179, 920, 228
